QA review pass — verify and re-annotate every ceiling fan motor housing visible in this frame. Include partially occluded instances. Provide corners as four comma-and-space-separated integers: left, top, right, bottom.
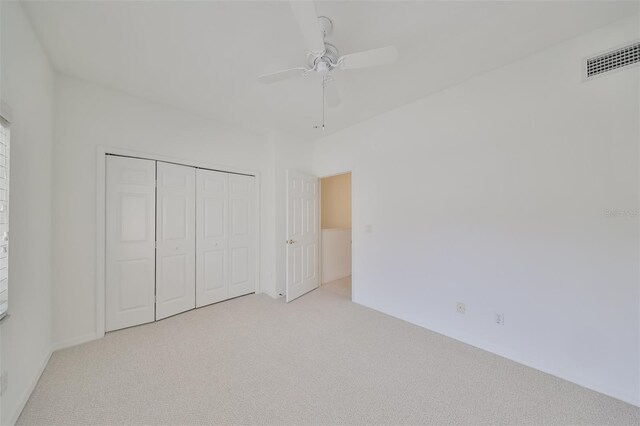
308, 42, 339, 71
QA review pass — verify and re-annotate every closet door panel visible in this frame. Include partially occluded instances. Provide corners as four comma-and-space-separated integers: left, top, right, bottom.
228, 174, 255, 298
106, 156, 156, 332
156, 162, 196, 320
196, 169, 229, 307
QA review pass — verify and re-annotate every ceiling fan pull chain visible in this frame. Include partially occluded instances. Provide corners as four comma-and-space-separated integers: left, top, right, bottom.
322, 77, 325, 130
315, 77, 326, 130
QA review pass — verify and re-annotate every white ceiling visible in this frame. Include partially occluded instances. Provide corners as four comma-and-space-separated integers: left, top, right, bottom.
22, 1, 639, 138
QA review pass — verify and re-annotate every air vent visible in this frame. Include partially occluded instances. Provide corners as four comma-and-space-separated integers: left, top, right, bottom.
585, 42, 640, 79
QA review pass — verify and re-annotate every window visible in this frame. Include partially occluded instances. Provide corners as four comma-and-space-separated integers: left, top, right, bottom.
0, 118, 9, 320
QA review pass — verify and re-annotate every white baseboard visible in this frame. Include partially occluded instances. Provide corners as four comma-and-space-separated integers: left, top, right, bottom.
356, 298, 640, 408
7, 333, 101, 424
51, 332, 99, 352
7, 350, 51, 426
260, 289, 279, 299
322, 272, 351, 285
8, 333, 101, 425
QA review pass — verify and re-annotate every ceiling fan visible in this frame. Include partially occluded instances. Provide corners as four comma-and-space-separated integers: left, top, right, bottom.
258, 0, 398, 110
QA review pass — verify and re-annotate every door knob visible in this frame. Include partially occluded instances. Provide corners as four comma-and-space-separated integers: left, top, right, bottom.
287, 239, 297, 245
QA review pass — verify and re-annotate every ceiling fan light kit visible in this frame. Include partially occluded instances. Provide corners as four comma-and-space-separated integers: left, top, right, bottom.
308, 42, 339, 72
258, 0, 398, 129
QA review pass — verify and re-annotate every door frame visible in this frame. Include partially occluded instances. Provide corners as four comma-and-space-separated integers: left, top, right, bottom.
318, 170, 353, 299
96, 146, 261, 338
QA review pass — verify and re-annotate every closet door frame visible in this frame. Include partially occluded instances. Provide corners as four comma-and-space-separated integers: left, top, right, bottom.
96, 146, 260, 339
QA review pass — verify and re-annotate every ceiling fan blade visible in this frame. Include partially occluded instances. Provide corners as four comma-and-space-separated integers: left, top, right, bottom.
258, 67, 308, 84
324, 78, 341, 107
290, 0, 326, 56
339, 46, 398, 70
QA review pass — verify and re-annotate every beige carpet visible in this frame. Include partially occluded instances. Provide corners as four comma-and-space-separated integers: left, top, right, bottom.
18, 277, 640, 425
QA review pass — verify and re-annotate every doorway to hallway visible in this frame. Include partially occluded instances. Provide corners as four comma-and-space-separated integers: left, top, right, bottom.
320, 172, 352, 299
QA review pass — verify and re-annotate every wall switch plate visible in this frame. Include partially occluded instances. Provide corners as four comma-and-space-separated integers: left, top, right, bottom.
456, 302, 466, 314
495, 313, 504, 325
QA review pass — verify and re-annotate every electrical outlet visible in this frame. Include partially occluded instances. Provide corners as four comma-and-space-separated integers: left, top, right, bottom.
1, 371, 8, 396
456, 302, 466, 314
495, 313, 504, 325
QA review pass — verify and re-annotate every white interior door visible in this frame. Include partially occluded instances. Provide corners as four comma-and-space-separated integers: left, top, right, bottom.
106, 156, 156, 331
286, 170, 319, 302
195, 169, 229, 307
228, 174, 255, 298
156, 161, 196, 320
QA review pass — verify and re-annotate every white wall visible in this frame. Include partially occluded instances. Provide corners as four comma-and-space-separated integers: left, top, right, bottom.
0, 2, 54, 424
321, 229, 351, 284
321, 173, 351, 229
52, 75, 284, 346
314, 16, 640, 406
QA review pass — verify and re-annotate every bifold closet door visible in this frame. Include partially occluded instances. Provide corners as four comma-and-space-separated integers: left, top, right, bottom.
195, 169, 229, 307
228, 174, 255, 298
106, 156, 156, 332
196, 171, 255, 307
155, 162, 196, 320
